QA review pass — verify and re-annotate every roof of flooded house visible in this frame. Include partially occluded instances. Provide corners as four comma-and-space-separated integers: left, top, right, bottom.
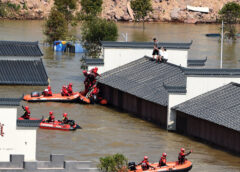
101, 41, 193, 49
0, 41, 43, 57
173, 82, 240, 132
182, 68, 240, 76
0, 59, 48, 86
85, 58, 104, 65
0, 97, 21, 106
187, 57, 207, 67
99, 56, 186, 106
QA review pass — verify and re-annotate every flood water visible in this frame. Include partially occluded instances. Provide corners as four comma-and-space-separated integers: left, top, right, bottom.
0, 20, 239, 171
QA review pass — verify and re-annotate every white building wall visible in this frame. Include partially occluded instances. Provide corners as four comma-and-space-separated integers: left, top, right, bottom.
167, 77, 240, 130
88, 48, 188, 74
0, 108, 36, 161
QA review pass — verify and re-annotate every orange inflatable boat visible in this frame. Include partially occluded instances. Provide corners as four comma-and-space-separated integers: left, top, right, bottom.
128, 160, 192, 172
23, 92, 80, 103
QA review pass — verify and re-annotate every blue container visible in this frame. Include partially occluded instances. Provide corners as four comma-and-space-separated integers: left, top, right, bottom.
75, 43, 85, 53
53, 41, 63, 52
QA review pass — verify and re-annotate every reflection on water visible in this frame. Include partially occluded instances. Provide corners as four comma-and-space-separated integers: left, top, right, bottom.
0, 20, 239, 171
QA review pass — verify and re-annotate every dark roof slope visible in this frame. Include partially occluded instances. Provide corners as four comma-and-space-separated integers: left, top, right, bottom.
101, 41, 192, 49
173, 82, 240, 132
0, 41, 43, 57
85, 58, 104, 65
183, 68, 240, 76
0, 97, 21, 106
99, 56, 186, 106
0, 59, 48, 85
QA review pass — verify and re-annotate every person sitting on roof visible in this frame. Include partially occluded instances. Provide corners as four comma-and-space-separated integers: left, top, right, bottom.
61, 86, 69, 96
45, 111, 55, 123
62, 113, 69, 124
138, 156, 155, 170
162, 48, 168, 63
67, 83, 73, 95
21, 106, 31, 119
178, 148, 192, 164
158, 153, 167, 167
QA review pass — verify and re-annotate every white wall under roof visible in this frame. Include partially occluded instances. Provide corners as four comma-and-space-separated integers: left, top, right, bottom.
88, 47, 188, 74
167, 76, 240, 130
0, 108, 36, 161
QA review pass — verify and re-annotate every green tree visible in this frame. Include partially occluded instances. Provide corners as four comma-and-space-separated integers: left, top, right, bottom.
54, 0, 77, 24
81, 17, 118, 57
43, 7, 68, 44
98, 153, 128, 172
78, 0, 103, 21
219, 2, 240, 40
131, 0, 153, 29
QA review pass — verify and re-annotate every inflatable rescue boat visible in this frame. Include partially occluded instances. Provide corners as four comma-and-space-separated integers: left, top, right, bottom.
23, 92, 80, 103
39, 120, 81, 131
128, 160, 192, 172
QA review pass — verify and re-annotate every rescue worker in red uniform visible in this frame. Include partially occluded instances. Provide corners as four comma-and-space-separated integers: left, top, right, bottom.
158, 153, 167, 167
45, 111, 55, 122
138, 156, 155, 170
178, 148, 192, 164
47, 85, 53, 96
61, 86, 69, 96
21, 106, 31, 119
62, 113, 69, 124
67, 83, 73, 95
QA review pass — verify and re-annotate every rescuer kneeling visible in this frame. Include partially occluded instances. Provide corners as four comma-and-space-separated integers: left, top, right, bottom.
138, 156, 155, 170
45, 111, 55, 122
158, 153, 167, 167
62, 113, 69, 124
178, 148, 192, 164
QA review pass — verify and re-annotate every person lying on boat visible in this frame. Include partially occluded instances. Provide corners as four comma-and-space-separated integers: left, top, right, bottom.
62, 113, 69, 124
138, 156, 155, 170
21, 106, 31, 119
44, 111, 55, 123
67, 83, 73, 95
42, 85, 53, 96
158, 153, 167, 167
61, 86, 69, 96
178, 148, 192, 164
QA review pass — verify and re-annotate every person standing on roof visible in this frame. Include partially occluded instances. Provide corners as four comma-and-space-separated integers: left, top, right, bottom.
158, 153, 167, 167
138, 156, 155, 170
152, 38, 160, 61
178, 148, 192, 164
67, 83, 73, 95
21, 106, 31, 119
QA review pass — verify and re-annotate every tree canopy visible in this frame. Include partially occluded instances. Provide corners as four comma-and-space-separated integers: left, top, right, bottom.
80, 0, 103, 17
44, 7, 68, 44
54, 0, 77, 23
131, 0, 152, 21
219, 2, 240, 40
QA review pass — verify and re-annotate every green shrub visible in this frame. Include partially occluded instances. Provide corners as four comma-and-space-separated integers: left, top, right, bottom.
0, 4, 7, 17
98, 153, 128, 172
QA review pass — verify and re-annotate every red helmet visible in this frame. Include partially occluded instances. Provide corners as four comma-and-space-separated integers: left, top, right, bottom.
47, 85, 51, 90
49, 111, 53, 116
83, 70, 87, 74
181, 148, 185, 152
93, 67, 98, 73
25, 106, 29, 110
63, 113, 68, 117
69, 83, 73, 86
162, 153, 167, 157
144, 156, 148, 160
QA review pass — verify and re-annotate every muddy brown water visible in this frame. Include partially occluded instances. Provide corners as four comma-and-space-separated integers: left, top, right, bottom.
0, 20, 239, 171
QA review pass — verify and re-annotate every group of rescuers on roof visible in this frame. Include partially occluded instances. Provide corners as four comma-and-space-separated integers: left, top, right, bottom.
152, 38, 168, 63
41, 67, 100, 98
21, 67, 101, 123
138, 148, 192, 170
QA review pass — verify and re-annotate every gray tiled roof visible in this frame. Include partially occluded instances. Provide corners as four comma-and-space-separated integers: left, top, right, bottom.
187, 57, 207, 67
0, 41, 43, 57
183, 68, 240, 76
0, 97, 21, 106
101, 41, 193, 49
0, 59, 48, 85
85, 58, 104, 65
173, 82, 240, 132
99, 56, 186, 106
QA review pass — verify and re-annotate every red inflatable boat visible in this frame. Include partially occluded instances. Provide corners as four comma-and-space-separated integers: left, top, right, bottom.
128, 160, 192, 172
23, 92, 80, 103
39, 120, 81, 131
